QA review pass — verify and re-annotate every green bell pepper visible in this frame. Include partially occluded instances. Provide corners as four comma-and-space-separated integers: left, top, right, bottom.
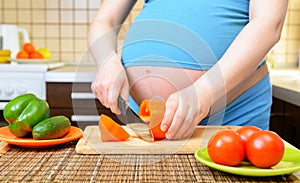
3, 93, 50, 137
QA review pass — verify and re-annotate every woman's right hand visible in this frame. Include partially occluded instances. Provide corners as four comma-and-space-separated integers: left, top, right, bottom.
91, 53, 129, 114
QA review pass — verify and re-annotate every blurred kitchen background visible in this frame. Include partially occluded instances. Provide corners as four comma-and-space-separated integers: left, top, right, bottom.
0, 0, 144, 62
0, 0, 299, 67
269, 0, 300, 68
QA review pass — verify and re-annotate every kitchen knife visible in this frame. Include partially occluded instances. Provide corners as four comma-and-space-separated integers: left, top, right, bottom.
117, 96, 154, 142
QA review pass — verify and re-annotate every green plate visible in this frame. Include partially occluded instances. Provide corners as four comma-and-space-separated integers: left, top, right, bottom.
194, 147, 300, 177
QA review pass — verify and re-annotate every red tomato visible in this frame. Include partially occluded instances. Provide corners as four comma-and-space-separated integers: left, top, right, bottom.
207, 130, 245, 166
246, 130, 284, 168
16, 50, 29, 59
236, 126, 261, 142
29, 51, 43, 59
23, 43, 35, 54
150, 124, 165, 140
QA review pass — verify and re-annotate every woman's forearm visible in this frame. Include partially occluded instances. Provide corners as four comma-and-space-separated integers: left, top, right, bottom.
88, 19, 118, 67
87, 0, 136, 67
194, 1, 288, 108
218, 17, 284, 93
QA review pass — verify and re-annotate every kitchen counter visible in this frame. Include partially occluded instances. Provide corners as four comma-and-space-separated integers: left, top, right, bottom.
46, 63, 97, 83
269, 68, 300, 107
46, 64, 300, 106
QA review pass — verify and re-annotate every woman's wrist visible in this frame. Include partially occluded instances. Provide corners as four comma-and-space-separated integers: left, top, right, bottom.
194, 74, 214, 112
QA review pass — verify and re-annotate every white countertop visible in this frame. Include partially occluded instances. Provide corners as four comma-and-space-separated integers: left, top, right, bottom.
46, 64, 97, 83
270, 68, 300, 107
46, 64, 300, 106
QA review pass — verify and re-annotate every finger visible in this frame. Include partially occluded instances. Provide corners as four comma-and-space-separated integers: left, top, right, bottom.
109, 83, 122, 114
171, 107, 195, 140
165, 102, 187, 140
91, 72, 106, 105
174, 101, 203, 139
101, 86, 110, 109
178, 111, 201, 140
108, 92, 120, 114
91, 81, 105, 107
95, 90, 104, 107
161, 95, 178, 132
180, 125, 196, 140
181, 107, 208, 139
91, 81, 99, 98
120, 81, 129, 104
102, 91, 111, 109
109, 83, 129, 114
182, 113, 202, 139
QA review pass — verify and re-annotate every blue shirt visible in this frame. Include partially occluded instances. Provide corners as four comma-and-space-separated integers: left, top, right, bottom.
122, 0, 249, 70
122, 0, 271, 130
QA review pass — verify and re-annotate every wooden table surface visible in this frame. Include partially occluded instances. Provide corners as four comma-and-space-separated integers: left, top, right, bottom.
0, 126, 299, 183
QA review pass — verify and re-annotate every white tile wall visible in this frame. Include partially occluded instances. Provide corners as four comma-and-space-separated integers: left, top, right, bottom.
1, 0, 297, 66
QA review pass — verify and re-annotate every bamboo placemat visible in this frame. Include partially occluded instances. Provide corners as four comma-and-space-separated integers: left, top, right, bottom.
0, 141, 299, 183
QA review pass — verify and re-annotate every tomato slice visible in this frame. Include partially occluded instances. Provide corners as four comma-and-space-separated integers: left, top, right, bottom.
98, 114, 130, 142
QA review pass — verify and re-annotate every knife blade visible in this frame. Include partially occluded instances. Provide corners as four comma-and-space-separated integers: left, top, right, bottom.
117, 96, 154, 142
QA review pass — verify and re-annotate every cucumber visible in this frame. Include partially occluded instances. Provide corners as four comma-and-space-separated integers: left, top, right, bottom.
32, 116, 71, 140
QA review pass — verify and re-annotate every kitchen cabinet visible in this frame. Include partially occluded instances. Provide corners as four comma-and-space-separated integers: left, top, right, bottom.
0, 114, 6, 127
270, 97, 285, 138
270, 97, 300, 149
46, 82, 122, 129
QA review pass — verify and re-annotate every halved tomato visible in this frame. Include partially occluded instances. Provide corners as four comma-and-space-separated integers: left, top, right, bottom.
139, 100, 166, 140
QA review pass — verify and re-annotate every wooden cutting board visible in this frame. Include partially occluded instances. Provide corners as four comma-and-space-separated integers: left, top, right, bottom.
75, 125, 239, 154
0, 141, 10, 157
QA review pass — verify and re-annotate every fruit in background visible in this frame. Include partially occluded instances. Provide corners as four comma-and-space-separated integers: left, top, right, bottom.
0, 50, 12, 63
16, 43, 51, 59
37, 48, 51, 59
29, 51, 43, 59
16, 50, 29, 59
0, 50, 11, 56
23, 43, 35, 54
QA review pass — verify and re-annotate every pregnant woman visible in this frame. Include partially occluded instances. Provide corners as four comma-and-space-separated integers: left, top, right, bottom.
89, 0, 288, 139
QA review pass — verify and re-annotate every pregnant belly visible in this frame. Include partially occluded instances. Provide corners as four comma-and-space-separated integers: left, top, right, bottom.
125, 66, 206, 105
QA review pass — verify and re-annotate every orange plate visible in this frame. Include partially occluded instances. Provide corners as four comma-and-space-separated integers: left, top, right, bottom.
0, 126, 82, 148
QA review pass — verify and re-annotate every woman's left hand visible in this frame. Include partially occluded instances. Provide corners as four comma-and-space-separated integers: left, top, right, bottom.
160, 84, 211, 140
